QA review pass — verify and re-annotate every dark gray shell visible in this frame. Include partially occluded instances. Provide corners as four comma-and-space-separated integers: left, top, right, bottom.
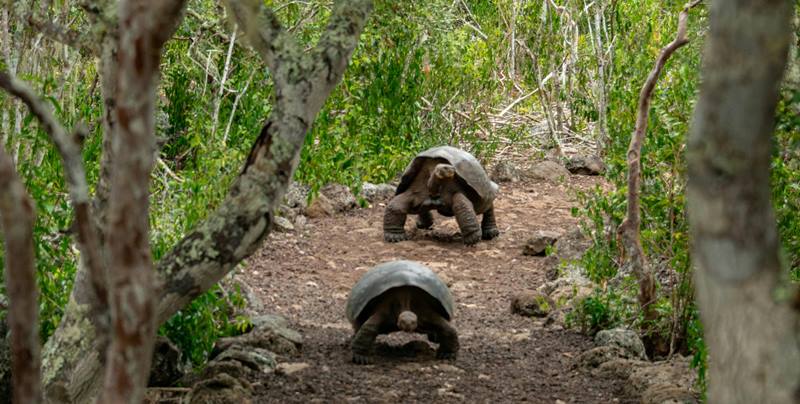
396, 145, 499, 202
346, 260, 454, 325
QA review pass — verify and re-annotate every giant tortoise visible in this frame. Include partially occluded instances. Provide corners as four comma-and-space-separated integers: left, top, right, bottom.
383, 145, 500, 245
345, 260, 458, 364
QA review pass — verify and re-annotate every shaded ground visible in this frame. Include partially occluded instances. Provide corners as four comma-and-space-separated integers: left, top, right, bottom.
242, 174, 635, 403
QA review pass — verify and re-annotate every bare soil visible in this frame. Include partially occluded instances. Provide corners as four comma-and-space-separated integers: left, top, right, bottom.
242, 175, 636, 403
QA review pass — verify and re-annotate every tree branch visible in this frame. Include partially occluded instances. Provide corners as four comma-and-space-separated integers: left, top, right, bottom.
617, 0, 702, 342
25, 15, 99, 55
0, 142, 41, 404
156, 0, 373, 326
224, 0, 297, 76
0, 71, 108, 315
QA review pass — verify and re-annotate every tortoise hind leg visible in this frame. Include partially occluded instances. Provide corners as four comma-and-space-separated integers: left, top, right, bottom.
416, 210, 434, 229
384, 193, 412, 242
430, 317, 459, 360
452, 192, 481, 245
351, 314, 383, 364
481, 205, 500, 240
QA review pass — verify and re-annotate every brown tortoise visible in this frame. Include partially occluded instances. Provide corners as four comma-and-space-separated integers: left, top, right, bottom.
346, 260, 458, 364
383, 146, 500, 245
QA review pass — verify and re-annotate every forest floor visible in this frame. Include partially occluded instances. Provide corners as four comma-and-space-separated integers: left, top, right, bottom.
239, 171, 639, 403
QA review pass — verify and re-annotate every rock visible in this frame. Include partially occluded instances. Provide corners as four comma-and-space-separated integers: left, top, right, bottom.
148, 336, 188, 387
187, 373, 253, 404
213, 314, 303, 357
626, 357, 698, 403
293, 215, 307, 230
543, 307, 569, 327
575, 345, 633, 370
592, 358, 649, 379
641, 384, 699, 404
549, 284, 592, 307
212, 345, 276, 374
276, 362, 311, 376
360, 182, 395, 203
523, 230, 561, 256
273, 216, 294, 233
283, 182, 310, 211
320, 183, 357, 212
595, 328, 647, 360
566, 154, 606, 175
554, 227, 591, 261
490, 160, 521, 183
527, 160, 570, 182
305, 193, 335, 218
510, 290, 555, 317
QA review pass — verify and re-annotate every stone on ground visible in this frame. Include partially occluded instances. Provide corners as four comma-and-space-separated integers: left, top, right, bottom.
565, 155, 606, 176
595, 328, 647, 360
523, 230, 561, 256
273, 216, 295, 232
360, 182, 396, 203
510, 290, 555, 317
527, 160, 570, 182
306, 193, 335, 218
320, 183, 358, 212
491, 160, 521, 183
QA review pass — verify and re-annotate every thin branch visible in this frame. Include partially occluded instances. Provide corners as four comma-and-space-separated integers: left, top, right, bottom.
224, 0, 298, 75
0, 71, 107, 311
0, 143, 41, 404
617, 0, 702, 335
26, 15, 98, 55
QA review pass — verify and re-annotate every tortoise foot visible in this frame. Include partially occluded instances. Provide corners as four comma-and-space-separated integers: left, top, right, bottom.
462, 230, 481, 245
482, 227, 500, 240
384, 231, 409, 243
352, 353, 373, 365
436, 350, 457, 360
427, 332, 440, 343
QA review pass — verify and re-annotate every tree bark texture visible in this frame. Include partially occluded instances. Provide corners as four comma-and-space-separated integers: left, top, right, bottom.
39, 0, 373, 401
99, 0, 187, 402
0, 144, 41, 403
617, 0, 701, 340
686, 0, 800, 402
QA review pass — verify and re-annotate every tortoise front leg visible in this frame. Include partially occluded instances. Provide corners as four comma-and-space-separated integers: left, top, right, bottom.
452, 192, 481, 245
481, 205, 500, 240
383, 193, 412, 242
351, 314, 383, 364
430, 317, 459, 360
416, 210, 434, 229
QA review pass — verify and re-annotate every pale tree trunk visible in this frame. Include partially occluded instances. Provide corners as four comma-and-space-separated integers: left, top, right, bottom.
686, 0, 800, 402
99, 0, 187, 402
34, 0, 374, 402
0, 132, 41, 404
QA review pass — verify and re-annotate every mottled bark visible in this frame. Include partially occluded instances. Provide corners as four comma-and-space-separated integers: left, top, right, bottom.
40, 0, 373, 401
99, 0, 187, 402
617, 0, 701, 343
0, 142, 41, 403
686, 0, 800, 402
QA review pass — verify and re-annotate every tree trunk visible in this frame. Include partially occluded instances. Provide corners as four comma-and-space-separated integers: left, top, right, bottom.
686, 0, 800, 402
39, 0, 374, 401
0, 136, 41, 404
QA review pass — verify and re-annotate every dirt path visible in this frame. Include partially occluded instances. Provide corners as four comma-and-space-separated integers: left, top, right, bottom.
242, 174, 636, 403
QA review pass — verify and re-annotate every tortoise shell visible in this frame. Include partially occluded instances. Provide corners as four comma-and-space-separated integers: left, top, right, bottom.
396, 146, 499, 204
346, 260, 454, 327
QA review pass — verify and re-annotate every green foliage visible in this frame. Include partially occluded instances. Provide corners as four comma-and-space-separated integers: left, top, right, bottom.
161, 283, 250, 367
567, 291, 622, 335
772, 85, 800, 281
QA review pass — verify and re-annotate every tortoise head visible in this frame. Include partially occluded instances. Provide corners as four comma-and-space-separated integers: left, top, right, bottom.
433, 163, 456, 180
397, 311, 418, 332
